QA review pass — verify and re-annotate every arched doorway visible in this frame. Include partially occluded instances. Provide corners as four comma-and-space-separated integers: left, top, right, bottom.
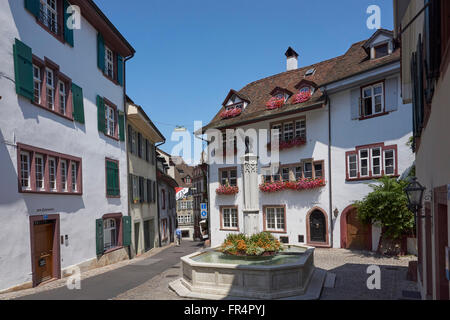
306, 207, 329, 246
340, 206, 372, 250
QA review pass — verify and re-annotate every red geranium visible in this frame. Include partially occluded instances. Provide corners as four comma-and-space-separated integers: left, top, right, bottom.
259, 178, 325, 193
216, 185, 239, 195
266, 97, 285, 110
292, 91, 311, 104
268, 136, 306, 151
220, 108, 242, 119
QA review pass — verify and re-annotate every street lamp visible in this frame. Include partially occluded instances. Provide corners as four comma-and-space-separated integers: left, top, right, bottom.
404, 177, 426, 233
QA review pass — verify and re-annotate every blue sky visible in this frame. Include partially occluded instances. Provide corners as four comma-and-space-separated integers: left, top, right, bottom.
96, 0, 394, 158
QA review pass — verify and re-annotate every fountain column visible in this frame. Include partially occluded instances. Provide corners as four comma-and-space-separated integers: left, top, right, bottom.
241, 153, 260, 235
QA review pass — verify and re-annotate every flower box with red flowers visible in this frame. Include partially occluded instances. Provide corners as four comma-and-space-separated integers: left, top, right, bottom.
266, 97, 285, 110
220, 108, 242, 119
267, 136, 306, 151
216, 185, 239, 195
259, 178, 326, 193
292, 91, 311, 104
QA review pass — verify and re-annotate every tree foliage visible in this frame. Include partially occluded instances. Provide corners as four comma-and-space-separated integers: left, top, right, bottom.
354, 176, 414, 239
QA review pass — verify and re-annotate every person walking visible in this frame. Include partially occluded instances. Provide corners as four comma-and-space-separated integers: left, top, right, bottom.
176, 228, 182, 246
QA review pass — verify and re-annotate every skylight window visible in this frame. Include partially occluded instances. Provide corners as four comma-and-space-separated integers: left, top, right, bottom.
305, 68, 315, 76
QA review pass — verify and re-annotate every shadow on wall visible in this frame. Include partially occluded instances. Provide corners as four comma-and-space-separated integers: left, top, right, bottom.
0, 130, 22, 205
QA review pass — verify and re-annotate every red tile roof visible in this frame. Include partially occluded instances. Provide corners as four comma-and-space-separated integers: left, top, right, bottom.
201, 34, 400, 132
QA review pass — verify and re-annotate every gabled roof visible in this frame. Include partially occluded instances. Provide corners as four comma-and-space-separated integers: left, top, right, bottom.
221, 89, 250, 106
362, 28, 394, 51
200, 31, 400, 133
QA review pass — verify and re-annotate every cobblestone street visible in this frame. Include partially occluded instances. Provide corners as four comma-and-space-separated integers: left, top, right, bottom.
0, 243, 418, 300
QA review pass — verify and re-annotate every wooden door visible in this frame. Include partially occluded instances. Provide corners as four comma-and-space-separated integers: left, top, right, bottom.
310, 210, 326, 243
434, 187, 449, 300
346, 208, 369, 250
144, 220, 150, 252
134, 222, 140, 255
33, 221, 54, 285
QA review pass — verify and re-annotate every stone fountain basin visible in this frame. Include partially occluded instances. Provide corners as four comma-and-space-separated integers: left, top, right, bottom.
170, 245, 319, 300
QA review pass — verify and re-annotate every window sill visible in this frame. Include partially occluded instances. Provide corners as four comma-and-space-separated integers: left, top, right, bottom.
358, 111, 389, 121
106, 194, 121, 199
35, 19, 65, 46
102, 72, 120, 86
20, 189, 82, 196
31, 101, 74, 122
103, 246, 124, 255
346, 174, 399, 182
265, 230, 287, 234
103, 132, 120, 142
220, 228, 239, 232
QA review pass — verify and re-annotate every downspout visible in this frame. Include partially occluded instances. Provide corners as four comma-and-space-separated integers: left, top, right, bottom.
326, 93, 334, 248
155, 141, 165, 248
124, 52, 134, 258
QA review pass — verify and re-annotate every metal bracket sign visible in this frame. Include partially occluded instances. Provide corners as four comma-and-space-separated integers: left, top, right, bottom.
200, 203, 208, 219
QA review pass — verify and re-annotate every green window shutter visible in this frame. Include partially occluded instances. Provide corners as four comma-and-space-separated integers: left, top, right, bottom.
106, 160, 119, 196
96, 219, 104, 255
117, 55, 124, 86
118, 112, 125, 141
122, 216, 132, 247
97, 33, 105, 72
25, 0, 40, 18
113, 161, 119, 196
13, 39, 34, 101
63, 0, 74, 47
97, 95, 106, 133
71, 83, 85, 123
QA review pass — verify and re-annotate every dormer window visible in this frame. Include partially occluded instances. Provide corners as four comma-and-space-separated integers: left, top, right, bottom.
374, 43, 389, 58
299, 86, 311, 94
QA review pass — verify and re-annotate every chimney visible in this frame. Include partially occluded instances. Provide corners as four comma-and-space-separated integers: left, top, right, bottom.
285, 47, 299, 71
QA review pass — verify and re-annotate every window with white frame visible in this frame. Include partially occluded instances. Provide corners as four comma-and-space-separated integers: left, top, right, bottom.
58, 81, 66, 115
361, 83, 384, 117
281, 167, 290, 181
220, 168, 237, 186
299, 86, 311, 94
46, 68, 55, 110
33, 65, 41, 104
39, 0, 58, 34
303, 161, 313, 179
348, 154, 358, 178
105, 46, 114, 78
105, 103, 116, 137
283, 122, 294, 141
265, 207, 285, 232
295, 166, 302, 180
222, 207, 238, 229
35, 154, 44, 190
384, 149, 395, 175
371, 148, 382, 176
60, 159, 67, 191
20, 152, 30, 190
132, 175, 139, 201
71, 162, 77, 192
295, 119, 306, 139
347, 144, 397, 180
49, 157, 56, 191
359, 149, 369, 177
103, 218, 117, 250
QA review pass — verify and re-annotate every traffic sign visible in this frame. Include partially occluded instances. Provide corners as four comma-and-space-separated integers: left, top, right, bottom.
200, 203, 207, 218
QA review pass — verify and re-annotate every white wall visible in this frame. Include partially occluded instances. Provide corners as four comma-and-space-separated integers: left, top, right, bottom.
0, 2, 128, 290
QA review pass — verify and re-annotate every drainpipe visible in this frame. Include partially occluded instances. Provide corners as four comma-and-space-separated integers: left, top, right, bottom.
155, 141, 165, 248
326, 94, 334, 248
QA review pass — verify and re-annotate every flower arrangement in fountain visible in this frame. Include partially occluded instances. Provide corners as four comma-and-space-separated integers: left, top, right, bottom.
220, 108, 242, 119
266, 96, 285, 110
259, 178, 326, 193
215, 181, 239, 195
292, 91, 312, 104
219, 232, 282, 256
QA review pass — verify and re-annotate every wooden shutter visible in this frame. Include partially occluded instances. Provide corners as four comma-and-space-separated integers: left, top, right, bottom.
147, 179, 151, 203
97, 95, 106, 133
118, 111, 125, 141
13, 39, 34, 100
122, 216, 132, 247
139, 177, 144, 202
71, 83, 85, 123
117, 55, 124, 86
25, 0, 40, 18
106, 160, 119, 196
416, 35, 424, 132
411, 52, 418, 138
97, 33, 105, 72
137, 133, 142, 158
95, 219, 104, 255
63, 0, 74, 47
150, 144, 155, 165
145, 139, 149, 162
152, 180, 156, 203
385, 77, 398, 112
128, 125, 133, 151
350, 87, 360, 120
